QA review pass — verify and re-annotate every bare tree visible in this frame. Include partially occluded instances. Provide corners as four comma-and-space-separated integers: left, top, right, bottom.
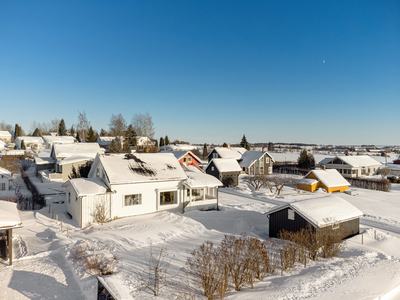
131, 112, 155, 139
243, 175, 269, 191
49, 119, 61, 132
265, 175, 297, 196
12, 178, 25, 196
91, 199, 110, 225
77, 111, 91, 142
0, 121, 12, 131
139, 246, 171, 296
20, 159, 34, 171
377, 167, 391, 179
108, 113, 127, 137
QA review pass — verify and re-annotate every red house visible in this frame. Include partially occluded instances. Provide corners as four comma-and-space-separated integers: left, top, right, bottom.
160, 151, 202, 169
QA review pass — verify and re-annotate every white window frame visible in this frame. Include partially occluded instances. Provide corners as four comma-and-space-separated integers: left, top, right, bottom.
160, 190, 178, 206
288, 209, 295, 220
0, 183, 5, 191
124, 194, 142, 206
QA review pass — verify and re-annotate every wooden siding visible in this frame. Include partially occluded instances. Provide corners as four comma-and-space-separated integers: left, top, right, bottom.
220, 172, 240, 186
205, 161, 220, 178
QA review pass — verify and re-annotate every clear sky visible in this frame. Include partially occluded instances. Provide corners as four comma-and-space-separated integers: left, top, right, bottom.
1, 1, 399, 145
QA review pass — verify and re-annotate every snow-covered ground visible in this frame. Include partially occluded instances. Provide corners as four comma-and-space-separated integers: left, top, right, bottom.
2, 169, 400, 299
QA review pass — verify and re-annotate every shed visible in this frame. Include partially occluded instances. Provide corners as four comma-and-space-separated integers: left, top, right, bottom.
0, 200, 23, 265
265, 195, 364, 239
205, 158, 242, 187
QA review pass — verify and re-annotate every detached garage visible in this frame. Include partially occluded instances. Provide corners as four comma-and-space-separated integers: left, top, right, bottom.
266, 195, 364, 239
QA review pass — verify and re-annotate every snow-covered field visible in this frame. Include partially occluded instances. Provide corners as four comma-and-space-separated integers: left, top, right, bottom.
2, 169, 400, 299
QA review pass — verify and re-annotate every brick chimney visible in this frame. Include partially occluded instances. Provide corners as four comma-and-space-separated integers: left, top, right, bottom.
227, 144, 230, 149
262, 147, 266, 153
322, 166, 326, 170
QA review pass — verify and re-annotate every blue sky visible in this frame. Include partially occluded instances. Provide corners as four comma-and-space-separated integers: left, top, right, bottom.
1, 1, 399, 145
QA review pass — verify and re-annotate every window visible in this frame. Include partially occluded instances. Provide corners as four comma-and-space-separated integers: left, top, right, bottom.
160, 191, 177, 205
96, 169, 100, 177
188, 157, 192, 162
0, 183, 5, 191
288, 209, 295, 220
265, 157, 269, 163
125, 194, 142, 206
213, 153, 218, 158
183, 157, 187, 163
211, 166, 214, 171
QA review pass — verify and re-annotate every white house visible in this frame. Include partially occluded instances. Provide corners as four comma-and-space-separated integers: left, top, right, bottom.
136, 136, 154, 147
14, 136, 44, 150
319, 155, 382, 177
0, 131, 13, 143
42, 135, 76, 149
63, 153, 221, 227
0, 167, 13, 192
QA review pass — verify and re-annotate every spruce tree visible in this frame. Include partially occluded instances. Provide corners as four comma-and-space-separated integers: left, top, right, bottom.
203, 143, 208, 160
164, 135, 170, 146
159, 137, 165, 147
32, 128, 41, 137
87, 126, 97, 142
240, 135, 250, 150
297, 149, 315, 170
76, 131, 81, 142
58, 119, 67, 136
70, 126, 75, 137
100, 128, 108, 136
222, 142, 228, 148
109, 139, 117, 153
124, 124, 136, 146
21, 140, 26, 150
14, 124, 22, 140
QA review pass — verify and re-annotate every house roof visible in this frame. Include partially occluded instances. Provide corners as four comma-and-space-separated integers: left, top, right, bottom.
0, 167, 12, 177
184, 170, 223, 188
209, 158, 242, 173
298, 178, 319, 186
266, 195, 364, 228
159, 151, 202, 163
63, 177, 109, 197
15, 136, 44, 143
51, 143, 103, 159
306, 169, 350, 188
318, 157, 333, 165
239, 151, 275, 168
42, 136, 75, 144
34, 156, 56, 165
58, 156, 95, 165
321, 155, 382, 167
159, 144, 201, 151
96, 153, 187, 184
207, 147, 247, 160
0, 200, 22, 229
0, 131, 12, 138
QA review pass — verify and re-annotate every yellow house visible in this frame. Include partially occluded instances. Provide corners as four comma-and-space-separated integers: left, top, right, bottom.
297, 169, 350, 193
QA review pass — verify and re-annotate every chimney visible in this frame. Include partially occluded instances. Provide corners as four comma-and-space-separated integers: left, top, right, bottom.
227, 144, 230, 149
322, 166, 326, 170
262, 147, 266, 153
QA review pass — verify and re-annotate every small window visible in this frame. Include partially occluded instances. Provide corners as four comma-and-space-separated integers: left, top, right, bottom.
183, 157, 187, 163
211, 166, 214, 171
265, 157, 269, 163
96, 169, 100, 177
188, 157, 192, 162
125, 194, 142, 206
288, 209, 295, 220
0, 183, 5, 191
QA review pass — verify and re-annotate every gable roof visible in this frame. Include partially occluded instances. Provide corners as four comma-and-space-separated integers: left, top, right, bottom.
239, 151, 275, 168
207, 147, 247, 160
159, 151, 202, 163
305, 169, 350, 188
51, 143, 103, 159
42, 136, 75, 144
14, 136, 44, 143
63, 177, 109, 197
208, 158, 242, 173
321, 155, 381, 168
184, 169, 223, 188
0, 167, 12, 177
266, 195, 364, 228
0, 131, 12, 138
0, 200, 22, 229
94, 153, 187, 184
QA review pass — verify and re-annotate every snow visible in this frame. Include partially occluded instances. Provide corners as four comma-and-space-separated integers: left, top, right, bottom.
208, 147, 246, 160
0, 167, 12, 177
266, 195, 364, 227
0, 131, 12, 138
64, 178, 108, 196
98, 153, 187, 184
58, 156, 95, 165
299, 178, 319, 185
159, 150, 203, 163
307, 169, 350, 188
34, 156, 55, 165
184, 169, 223, 188
3, 167, 400, 300
0, 200, 22, 228
42, 135, 75, 144
52, 143, 103, 159
322, 155, 382, 167
159, 144, 202, 151
210, 158, 242, 172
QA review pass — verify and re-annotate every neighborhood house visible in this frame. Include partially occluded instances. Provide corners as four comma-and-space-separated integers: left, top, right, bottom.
297, 169, 350, 193
319, 155, 381, 177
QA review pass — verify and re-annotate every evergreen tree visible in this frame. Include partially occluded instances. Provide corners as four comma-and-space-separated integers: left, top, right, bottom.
58, 119, 67, 136
32, 128, 41, 137
70, 126, 75, 137
69, 165, 80, 179
154, 139, 159, 152
76, 131, 81, 142
143, 146, 149, 153
222, 142, 228, 148
21, 140, 26, 150
87, 126, 97, 142
297, 149, 315, 170
100, 128, 108, 136
240, 135, 250, 150
203, 143, 208, 160
109, 139, 118, 153
124, 124, 136, 146
165, 135, 170, 146
14, 124, 23, 140
159, 137, 165, 147
131, 136, 137, 147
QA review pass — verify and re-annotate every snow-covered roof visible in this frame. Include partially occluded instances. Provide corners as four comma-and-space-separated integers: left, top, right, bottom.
96, 153, 187, 184
208, 147, 246, 160
307, 169, 350, 188
0, 131, 12, 138
0, 200, 22, 229
318, 157, 333, 165
185, 165, 203, 173
298, 178, 319, 185
159, 151, 202, 163
184, 170, 223, 188
321, 156, 382, 167
34, 156, 56, 165
14, 136, 44, 143
52, 143, 103, 159
97, 136, 116, 142
64, 177, 109, 197
266, 195, 364, 228
58, 156, 95, 165
0, 167, 12, 177
42, 136, 75, 144
159, 144, 201, 151
210, 158, 242, 173
239, 151, 275, 168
